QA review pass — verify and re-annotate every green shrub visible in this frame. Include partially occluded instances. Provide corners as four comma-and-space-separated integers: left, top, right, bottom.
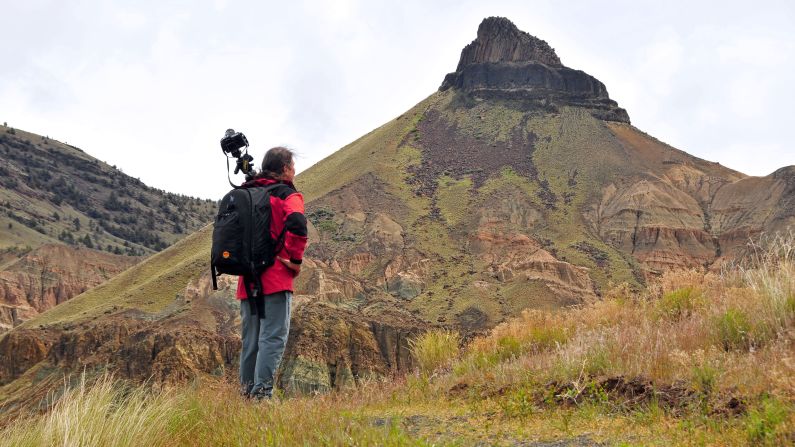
657, 286, 704, 319
499, 387, 537, 419
715, 308, 752, 350
316, 219, 338, 234
546, 346, 613, 383
691, 363, 719, 414
583, 348, 611, 376
495, 326, 569, 362
529, 326, 570, 350
786, 293, 795, 315
452, 351, 496, 376
409, 329, 460, 375
496, 335, 522, 360
691, 363, 718, 396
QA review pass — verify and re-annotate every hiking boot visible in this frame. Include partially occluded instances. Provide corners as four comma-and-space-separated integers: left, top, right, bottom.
250, 388, 272, 402
240, 385, 253, 398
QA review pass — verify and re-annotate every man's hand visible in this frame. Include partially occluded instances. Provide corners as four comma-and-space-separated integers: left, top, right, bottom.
278, 257, 301, 274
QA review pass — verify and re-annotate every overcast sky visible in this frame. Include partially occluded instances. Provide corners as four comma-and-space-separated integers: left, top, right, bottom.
2, 0, 793, 199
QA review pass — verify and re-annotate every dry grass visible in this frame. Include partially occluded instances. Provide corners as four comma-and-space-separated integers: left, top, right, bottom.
409, 231, 795, 444
441, 231, 795, 400
1, 375, 429, 447
0, 369, 756, 446
737, 231, 795, 338
409, 329, 461, 376
425, 231, 795, 443
0, 374, 179, 447
2, 232, 794, 445
171, 381, 431, 446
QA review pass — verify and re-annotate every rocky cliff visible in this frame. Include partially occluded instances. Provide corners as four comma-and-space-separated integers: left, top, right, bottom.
455, 16, 562, 68
441, 17, 630, 123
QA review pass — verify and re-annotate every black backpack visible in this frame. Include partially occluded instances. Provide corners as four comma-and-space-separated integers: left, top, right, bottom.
210, 184, 285, 299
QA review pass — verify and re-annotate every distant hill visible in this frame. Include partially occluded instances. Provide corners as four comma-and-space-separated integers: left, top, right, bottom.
0, 126, 215, 255
0, 17, 793, 418
0, 125, 216, 331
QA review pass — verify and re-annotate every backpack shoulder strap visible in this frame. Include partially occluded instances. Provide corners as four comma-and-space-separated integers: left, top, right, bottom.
263, 183, 296, 199
241, 183, 284, 193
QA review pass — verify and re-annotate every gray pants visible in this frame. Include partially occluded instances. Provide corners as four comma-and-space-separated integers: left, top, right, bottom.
239, 291, 292, 397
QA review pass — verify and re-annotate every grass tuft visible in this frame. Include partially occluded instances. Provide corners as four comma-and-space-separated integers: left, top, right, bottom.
454, 310, 570, 376
656, 286, 704, 320
714, 308, 752, 351
409, 329, 461, 376
0, 373, 179, 447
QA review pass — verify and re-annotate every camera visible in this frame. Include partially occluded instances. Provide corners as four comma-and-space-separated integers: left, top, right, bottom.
220, 129, 256, 177
220, 129, 248, 158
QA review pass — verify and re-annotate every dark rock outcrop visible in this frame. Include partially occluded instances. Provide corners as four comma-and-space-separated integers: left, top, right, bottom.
455, 16, 562, 69
441, 17, 630, 123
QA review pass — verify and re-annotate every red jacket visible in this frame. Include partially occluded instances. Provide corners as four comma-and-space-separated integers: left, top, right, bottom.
235, 178, 308, 298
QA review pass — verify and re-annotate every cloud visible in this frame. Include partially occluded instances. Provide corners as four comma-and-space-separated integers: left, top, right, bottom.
1, 0, 792, 199
114, 10, 148, 30
640, 30, 684, 94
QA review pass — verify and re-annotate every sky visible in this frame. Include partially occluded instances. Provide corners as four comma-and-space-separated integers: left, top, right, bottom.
1, 0, 793, 200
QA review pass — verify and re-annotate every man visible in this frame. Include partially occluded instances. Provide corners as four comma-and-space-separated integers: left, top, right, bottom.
236, 146, 307, 400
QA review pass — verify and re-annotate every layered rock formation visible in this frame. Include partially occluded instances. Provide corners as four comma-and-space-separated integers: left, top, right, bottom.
441, 17, 630, 123
584, 122, 792, 274
0, 245, 137, 332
